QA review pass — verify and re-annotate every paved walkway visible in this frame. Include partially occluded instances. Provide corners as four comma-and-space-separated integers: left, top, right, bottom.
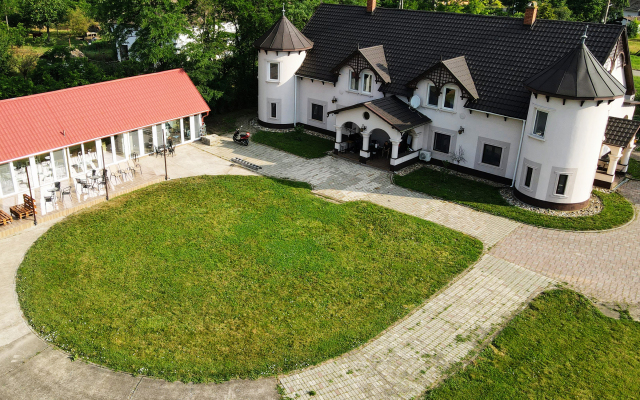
280, 255, 554, 399
196, 139, 520, 248
1, 138, 638, 399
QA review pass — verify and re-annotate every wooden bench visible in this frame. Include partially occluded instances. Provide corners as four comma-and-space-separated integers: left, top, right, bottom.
0, 210, 11, 226
10, 195, 37, 220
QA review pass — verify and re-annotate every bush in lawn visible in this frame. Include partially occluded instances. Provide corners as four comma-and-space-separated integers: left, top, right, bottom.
629, 20, 639, 39
292, 124, 305, 141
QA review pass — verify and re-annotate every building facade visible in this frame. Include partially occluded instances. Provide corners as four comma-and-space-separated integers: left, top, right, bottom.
0, 69, 209, 201
255, 1, 638, 210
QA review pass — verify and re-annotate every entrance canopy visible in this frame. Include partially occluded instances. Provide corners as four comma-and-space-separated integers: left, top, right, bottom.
0, 69, 210, 164
329, 95, 431, 132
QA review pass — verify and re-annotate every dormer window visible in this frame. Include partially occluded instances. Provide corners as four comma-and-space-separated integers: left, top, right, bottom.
362, 72, 373, 93
443, 88, 456, 110
348, 70, 358, 91
268, 62, 279, 81
427, 84, 439, 107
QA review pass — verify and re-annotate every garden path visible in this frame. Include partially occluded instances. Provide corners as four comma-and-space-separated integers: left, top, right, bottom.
1, 138, 638, 399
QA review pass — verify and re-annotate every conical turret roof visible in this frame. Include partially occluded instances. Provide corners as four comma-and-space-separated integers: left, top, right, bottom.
254, 15, 313, 52
524, 39, 625, 101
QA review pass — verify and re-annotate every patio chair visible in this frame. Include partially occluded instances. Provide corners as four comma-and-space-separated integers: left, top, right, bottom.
61, 186, 72, 202
127, 160, 141, 176
168, 145, 175, 157
118, 163, 132, 181
94, 177, 107, 192
43, 195, 54, 211
109, 166, 122, 185
154, 146, 164, 158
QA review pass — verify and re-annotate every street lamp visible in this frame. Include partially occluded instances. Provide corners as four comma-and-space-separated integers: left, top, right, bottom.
162, 126, 168, 181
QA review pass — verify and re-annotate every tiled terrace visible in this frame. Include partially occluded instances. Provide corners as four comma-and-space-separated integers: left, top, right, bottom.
0, 164, 164, 239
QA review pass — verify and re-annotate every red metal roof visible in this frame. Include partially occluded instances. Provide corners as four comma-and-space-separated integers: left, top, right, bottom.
0, 69, 210, 164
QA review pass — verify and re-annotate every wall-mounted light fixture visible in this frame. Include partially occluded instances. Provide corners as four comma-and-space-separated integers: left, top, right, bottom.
332, 96, 338, 103
458, 126, 465, 135
361, 124, 367, 132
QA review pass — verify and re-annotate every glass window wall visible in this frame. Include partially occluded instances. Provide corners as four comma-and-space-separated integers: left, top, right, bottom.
129, 130, 141, 156
102, 138, 114, 166
184, 117, 191, 141
166, 119, 181, 145
114, 134, 126, 162
155, 125, 166, 147
0, 163, 15, 196
13, 159, 31, 192
53, 149, 68, 179
83, 141, 99, 171
35, 153, 54, 186
143, 127, 154, 155
68, 144, 84, 175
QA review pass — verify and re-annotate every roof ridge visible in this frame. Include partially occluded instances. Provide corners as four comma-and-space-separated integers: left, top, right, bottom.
316, 3, 626, 27
0, 68, 187, 104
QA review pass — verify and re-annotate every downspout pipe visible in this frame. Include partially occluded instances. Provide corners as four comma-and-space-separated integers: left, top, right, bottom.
511, 120, 526, 187
294, 74, 297, 126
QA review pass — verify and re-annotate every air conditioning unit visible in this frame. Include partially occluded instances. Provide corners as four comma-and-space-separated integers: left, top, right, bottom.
419, 150, 431, 162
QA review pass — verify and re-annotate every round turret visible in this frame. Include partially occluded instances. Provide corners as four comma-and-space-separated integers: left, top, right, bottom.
254, 15, 313, 127
515, 34, 626, 210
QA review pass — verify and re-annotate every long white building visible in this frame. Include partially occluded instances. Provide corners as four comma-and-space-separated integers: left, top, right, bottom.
255, 1, 640, 210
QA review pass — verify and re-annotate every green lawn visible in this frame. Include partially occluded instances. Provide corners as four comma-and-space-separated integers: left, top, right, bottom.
631, 54, 640, 71
627, 158, 640, 180
629, 38, 640, 55
394, 167, 633, 231
252, 130, 335, 159
424, 289, 640, 400
204, 108, 257, 135
17, 175, 482, 383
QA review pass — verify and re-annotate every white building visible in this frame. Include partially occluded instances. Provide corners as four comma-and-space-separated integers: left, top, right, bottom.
255, 0, 639, 210
116, 22, 237, 61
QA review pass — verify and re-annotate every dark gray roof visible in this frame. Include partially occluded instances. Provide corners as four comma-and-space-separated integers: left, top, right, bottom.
329, 95, 432, 132
524, 40, 625, 101
254, 16, 313, 52
359, 45, 391, 84
297, 4, 627, 120
407, 56, 478, 100
603, 117, 640, 148
625, 0, 640, 11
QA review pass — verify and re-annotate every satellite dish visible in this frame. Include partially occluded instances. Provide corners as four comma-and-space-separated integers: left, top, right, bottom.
410, 95, 421, 109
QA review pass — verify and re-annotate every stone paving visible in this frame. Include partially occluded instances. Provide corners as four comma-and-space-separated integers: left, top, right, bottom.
490, 181, 640, 307
1, 137, 638, 400
195, 139, 520, 248
280, 255, 555, 400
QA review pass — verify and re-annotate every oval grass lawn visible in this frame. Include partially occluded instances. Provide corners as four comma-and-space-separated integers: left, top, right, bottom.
17, 176, 482, 383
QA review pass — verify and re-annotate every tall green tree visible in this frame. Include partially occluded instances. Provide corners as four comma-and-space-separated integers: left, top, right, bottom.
20, 0, 69, 40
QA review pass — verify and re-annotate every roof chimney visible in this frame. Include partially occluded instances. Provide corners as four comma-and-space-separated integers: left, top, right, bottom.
367, 0, 376, 13
524, 2, 537, 26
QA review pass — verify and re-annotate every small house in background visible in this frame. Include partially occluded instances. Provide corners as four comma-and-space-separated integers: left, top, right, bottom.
255, 0, 637, 210
0, 69, 210, 201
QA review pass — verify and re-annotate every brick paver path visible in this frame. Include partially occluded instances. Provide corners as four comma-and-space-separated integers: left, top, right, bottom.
195, 139, 520, 247
491, 181, 640, 306
280, 255, 555, 400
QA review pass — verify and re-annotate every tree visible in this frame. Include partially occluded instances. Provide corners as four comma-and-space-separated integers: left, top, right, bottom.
20, 0, 69, 41
629, 20, 639, 39
0, 25, 12, 73
68, 7, 90, 38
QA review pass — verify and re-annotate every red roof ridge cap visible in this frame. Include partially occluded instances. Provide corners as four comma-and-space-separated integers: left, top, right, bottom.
0, 68, 189, 105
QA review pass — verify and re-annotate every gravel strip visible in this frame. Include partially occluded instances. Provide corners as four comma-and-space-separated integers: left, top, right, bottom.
500, 188, 603, 217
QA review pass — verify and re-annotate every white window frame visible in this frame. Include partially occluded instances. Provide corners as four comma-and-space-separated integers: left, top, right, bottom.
425, 83, 439, 108
442, 87, 457, 110
267, 61, 280, 82
347, 69, 359, 92
531, 108, 550, 139
361, 71, 373, 94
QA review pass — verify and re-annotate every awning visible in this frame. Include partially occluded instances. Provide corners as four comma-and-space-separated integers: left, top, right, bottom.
329, 95, 431, 132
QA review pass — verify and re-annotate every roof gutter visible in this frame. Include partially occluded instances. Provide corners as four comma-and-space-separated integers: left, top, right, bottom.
468, 108, 526, 122
511, 119, 527, 188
